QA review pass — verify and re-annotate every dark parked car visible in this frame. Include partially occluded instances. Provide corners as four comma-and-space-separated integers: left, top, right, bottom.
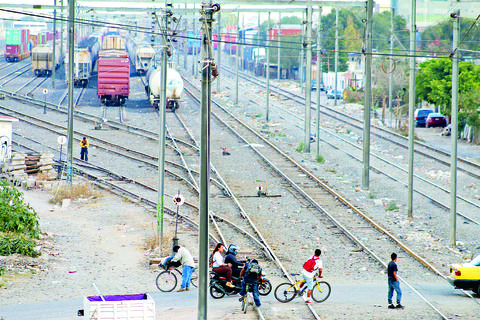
426, 113, 447, 128
414, 108, 433, 127
327, 89, 342, 99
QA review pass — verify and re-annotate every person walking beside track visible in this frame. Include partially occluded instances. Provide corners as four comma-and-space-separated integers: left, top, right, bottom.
170, 245, 195, 292
300, 249, 323, 304
80, 137, 89, 161
387, 252, 404, 309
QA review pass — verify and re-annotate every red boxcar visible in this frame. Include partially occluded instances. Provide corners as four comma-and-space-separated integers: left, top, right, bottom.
97, 50, 130, 105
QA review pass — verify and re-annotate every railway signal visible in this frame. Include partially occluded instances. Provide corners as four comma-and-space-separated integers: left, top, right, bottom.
43, 89, 48, 114
172, 192, 184, 248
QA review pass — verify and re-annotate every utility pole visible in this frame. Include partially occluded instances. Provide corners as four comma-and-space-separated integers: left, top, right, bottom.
155, 7, 170, 256
216, 12, 221, 93
193, 10, 197, 76
66, 0, 75, 185
362, 0, 373, 190
334, 8, 339, 106
184, 18, 188, 71
277, 12, 281, 80
388, 8, 394, 127
52, 0, 57, 88
407, 0, 416, 219
450, 10, 460, 247
304, 5, 312, 153
198, 4, 218, 319
299, 11, 304, 91
235, 11, 239, 105
60, 0, 63, 61
266, 12, 271, 121
315, 7, 322, 157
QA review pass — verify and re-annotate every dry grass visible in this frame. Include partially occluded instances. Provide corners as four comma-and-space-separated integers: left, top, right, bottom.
144, 223, 176, 255
51, 181, 98, 204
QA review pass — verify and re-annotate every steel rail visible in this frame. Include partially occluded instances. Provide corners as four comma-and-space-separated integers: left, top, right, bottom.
184, 78, 458, 319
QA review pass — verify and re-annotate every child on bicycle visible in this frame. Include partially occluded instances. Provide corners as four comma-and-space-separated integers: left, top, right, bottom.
300, 249, 323, 304
238, 259, 262, 308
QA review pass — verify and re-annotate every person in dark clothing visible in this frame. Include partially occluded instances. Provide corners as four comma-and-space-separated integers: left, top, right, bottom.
224, 244, 244, 278
238, 259, 262, 307
387, 252, 404, 309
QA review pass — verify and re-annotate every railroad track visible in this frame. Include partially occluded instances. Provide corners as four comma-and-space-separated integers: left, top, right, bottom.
182, 76, 478, 319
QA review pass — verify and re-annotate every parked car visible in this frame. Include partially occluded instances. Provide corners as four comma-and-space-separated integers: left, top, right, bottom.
448, 254, 480, 295
414, 108, 433, 127
426, 113, 447, 128
327, 89, 342, 99
311, 79, 324, 91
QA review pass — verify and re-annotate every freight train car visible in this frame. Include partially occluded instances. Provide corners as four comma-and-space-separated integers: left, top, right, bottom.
126, 39, 155, 74
65, 35, 101, 86
97, 49, 130, 105
5, 29, 30, 62
31, 41, 64, 76
145, 66, 183, 111
102, 35, 125, 50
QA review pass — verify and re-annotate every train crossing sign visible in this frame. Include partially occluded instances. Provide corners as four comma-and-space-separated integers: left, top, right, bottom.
173, 194, 184, 206
57, 136, 67, 145
43, 89, 48, 95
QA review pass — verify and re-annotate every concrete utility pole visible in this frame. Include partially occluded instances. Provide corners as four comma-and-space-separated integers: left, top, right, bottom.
184, 19, 188, 71
216, 12, 221, 93
266, 12, 271, 122
66, 0, 75, 185
304, 5, 313, 153
388, 8, 394, 127
198, 4, 218, 319
156, 8, 169, 256
235, 11, 239, 105
299, 11, 304, 91
193, 11, 197, 76
362, 0, 373, 190
277, 12, 281, 80
315, 7, 322, 157
407, 0, 416, 219
450, 10, 460, 247
60, 0, 63, 60
334, 8, 339, 106
52, 0, 56, 88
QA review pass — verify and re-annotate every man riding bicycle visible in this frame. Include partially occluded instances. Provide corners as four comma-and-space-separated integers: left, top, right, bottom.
238, 259, 262, 308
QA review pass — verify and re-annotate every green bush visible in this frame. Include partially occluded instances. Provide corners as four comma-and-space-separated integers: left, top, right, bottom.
0, 180, 40, 238
0, 232, 40, 257
316, 155, 325, 163
295, 142, 305, 152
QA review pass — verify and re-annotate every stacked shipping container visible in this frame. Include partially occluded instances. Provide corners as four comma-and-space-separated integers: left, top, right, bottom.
5, 29, 30, 62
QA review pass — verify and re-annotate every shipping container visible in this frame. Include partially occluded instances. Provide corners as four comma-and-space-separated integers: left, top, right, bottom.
97, 49, 130, 105
5, 29, 30, 62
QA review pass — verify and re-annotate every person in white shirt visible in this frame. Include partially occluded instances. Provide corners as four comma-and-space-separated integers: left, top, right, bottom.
171, 245, 195, 292
301, 249, 323, 304
211, 243, 234, 288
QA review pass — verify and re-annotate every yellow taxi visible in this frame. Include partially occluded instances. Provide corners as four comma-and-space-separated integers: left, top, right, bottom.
448, 254, 480, 294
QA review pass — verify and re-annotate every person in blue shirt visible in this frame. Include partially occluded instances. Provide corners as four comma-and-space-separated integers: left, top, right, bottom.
387, 252, 404, 309
224, 244, 244, 279
238, 259, 262, 308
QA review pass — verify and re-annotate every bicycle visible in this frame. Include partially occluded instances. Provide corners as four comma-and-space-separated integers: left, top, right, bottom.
240, 282, 257, 314
156, 265, 198, 292
274, 273, 331, 303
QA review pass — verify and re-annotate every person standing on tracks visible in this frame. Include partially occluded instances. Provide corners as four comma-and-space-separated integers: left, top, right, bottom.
387, 252, 404, 309
171, 245, 195, 292
80, 137, 89, 161
301, 249, 323, 304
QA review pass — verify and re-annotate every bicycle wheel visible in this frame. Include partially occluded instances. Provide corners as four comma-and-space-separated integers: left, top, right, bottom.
258, 279, 272, 296
274, 283, 297, 303
190, 268, 198, 288
311, 281, 331, 303
156, 270, 177, 292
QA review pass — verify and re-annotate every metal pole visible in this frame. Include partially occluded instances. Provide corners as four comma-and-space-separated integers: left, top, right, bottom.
216, 12, 221, 93
198, 4, 215, 319
235, 11, 239, 105
66, 0, 75, 185
277, 12, 281, 81
157, 9, 169, 256
52, 0, 56, 88
299, 11, 304, 91
407, 0, 416, 219
192, 9, 197, 76
304, 6, 312, 153
450, 10, 460, 247
315, 7, 322, 157
334, 8, 339, 106
266, 12, 270, 122
184, 18, 188, 71
362, 0, 373, 190
60, 0, 63, 60
388, 8, 394, 127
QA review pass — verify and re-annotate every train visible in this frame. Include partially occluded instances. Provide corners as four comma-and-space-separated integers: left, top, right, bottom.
5, 29, 30, 62
97, 49, 130, 105
126, 39, 156, 74
65, 35, 101, 86
102, 35, 125, 50
31, 40, 65, 76
145, 66, 183, 111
